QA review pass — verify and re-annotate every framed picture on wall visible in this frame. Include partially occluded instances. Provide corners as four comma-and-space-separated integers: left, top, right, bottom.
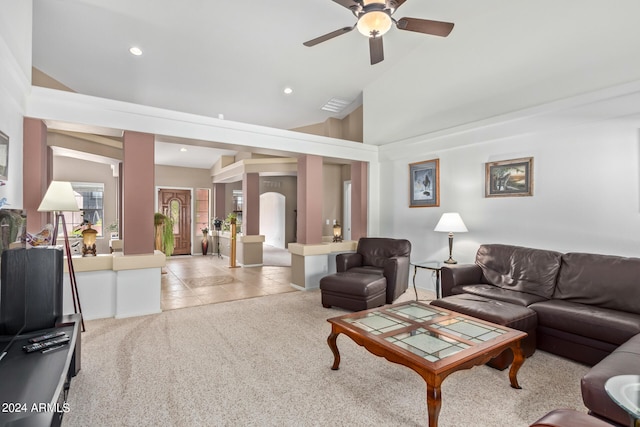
0, 130, 8, 181
485, 157, 533, 197
409, 158, 439, 207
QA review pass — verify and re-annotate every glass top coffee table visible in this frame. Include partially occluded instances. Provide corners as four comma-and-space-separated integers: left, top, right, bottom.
605, 375, 640, 427
326, 301, 527, 427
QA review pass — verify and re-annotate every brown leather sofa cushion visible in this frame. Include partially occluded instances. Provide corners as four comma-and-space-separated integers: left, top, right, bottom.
531, 300, 640, 345
554, 252, 640, 315
459, 284, 548, 306
476, 244, 562, 299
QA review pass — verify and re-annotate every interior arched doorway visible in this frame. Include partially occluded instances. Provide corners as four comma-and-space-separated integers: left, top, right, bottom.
260, 192, 286, 249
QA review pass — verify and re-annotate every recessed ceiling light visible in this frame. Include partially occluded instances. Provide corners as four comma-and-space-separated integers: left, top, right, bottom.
180, 147, 187, 152
283, 87, 293, 95
129, 46, 143, 56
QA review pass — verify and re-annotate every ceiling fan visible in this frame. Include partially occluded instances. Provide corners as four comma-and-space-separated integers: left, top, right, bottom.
303, 0, 454, 65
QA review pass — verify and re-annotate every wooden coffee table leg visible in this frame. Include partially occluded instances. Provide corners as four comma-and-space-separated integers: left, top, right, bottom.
327, 328, 341, 370
509, 341, 525, 389
426, 382, 442, 427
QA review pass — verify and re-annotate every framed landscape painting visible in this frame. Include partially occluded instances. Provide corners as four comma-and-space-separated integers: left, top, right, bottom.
409, 158, 439, 207
485, 157, 533, 197
0, 131, 8, 181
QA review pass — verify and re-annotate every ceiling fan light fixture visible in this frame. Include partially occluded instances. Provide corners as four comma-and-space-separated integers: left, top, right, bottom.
357, 10, 392, 37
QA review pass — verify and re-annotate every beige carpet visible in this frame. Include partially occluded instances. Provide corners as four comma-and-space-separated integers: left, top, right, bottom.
63, 291, 589, 427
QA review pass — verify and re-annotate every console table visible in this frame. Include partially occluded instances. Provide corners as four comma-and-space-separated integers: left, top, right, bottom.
0, 314, 81, 427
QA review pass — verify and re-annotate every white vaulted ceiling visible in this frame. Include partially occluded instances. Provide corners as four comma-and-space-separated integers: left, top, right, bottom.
32, 0, 640, 156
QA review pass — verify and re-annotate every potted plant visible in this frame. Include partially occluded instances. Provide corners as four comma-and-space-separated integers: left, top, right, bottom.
154, 212, 174, 257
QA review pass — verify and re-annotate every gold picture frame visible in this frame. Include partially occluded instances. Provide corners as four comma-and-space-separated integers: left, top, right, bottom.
409, 158, 440, 207
0, 130, 8, 181
485, 157, 533, 197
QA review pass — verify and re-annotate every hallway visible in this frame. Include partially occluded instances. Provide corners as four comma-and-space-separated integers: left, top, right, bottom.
161, 253, 295, 311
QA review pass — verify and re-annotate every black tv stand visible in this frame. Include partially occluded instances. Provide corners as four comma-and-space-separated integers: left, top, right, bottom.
0, 314, 81, 426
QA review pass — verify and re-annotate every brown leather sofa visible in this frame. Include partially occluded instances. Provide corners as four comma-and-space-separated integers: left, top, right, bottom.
320, 237, 411, 311
439, 244, 640, 426
529, 409, 613, 427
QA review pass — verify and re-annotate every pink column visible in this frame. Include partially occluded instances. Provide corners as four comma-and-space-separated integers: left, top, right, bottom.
296, 155, 323, 244
242, 173, 259, 235
122, 131, 155, 255
351, 161, 368, 241
23, 118, 50, 232
213, 183, 226, 221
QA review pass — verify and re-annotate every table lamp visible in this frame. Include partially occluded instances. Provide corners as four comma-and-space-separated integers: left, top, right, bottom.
434, 212, 468, 264
38, 181, 85, 331
333, 221, 343, 243
82, 222, 98, 256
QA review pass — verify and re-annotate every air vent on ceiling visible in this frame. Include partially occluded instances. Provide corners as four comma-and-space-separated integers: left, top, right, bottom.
321, 97, 351, 113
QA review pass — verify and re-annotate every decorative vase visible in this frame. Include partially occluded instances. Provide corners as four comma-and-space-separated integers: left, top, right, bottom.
201, 233, 209, 255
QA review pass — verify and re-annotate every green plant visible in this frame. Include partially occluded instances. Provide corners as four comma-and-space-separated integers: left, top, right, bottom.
106, 219, 119, 232
154, 213, 175, 257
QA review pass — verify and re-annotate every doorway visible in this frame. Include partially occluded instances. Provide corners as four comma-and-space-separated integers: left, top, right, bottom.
158, 188, 191, 255
343, 180, 352, 241
259, 192, 286, 249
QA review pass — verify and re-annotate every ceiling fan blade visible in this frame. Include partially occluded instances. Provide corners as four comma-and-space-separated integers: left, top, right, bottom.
332, 0, 360, 11
303, 26, 355, 47
369, 36, 384, 65
388, 0, 408, 11
396, 17, 454, 37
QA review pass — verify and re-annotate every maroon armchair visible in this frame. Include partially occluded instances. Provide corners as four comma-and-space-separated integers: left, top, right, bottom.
336, 237, 411, 304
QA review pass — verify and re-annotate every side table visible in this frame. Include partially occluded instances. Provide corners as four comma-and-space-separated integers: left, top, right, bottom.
410, 260, 444, 300
605, 375, 640, 427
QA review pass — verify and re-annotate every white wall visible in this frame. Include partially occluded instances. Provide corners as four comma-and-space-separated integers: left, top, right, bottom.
379, 114, 640, 265
0, 0, 32, 209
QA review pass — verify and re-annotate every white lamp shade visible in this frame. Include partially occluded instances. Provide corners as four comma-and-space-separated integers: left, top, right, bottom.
38, 181, 80, 212
434, 212, 468, 233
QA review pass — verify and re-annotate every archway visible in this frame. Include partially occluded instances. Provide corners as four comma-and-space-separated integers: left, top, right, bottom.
259, 192, 286, 249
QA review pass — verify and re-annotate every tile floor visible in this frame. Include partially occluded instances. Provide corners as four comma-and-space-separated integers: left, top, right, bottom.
161, 255, 296, 311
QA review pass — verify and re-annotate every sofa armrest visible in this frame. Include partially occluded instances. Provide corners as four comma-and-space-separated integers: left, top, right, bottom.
336, 252, 362, 272
529, 409, 612, 427
440, 264, 482, 297
383, 256, 410, 303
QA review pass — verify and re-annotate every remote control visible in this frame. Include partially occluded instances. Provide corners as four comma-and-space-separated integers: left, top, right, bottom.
28, 331, 67, 344
23, 335, 70, 353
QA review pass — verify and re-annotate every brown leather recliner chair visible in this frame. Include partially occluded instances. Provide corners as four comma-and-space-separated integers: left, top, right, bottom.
336, 237, 412, 304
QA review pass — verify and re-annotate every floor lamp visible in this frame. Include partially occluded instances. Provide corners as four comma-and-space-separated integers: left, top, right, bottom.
38, 181, 85, 332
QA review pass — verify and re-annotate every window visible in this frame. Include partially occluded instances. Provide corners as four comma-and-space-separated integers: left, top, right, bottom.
195, 188, 210, 235
61, 182, 104, 238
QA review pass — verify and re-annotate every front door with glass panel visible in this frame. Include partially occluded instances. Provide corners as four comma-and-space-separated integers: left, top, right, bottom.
158, 189, 191, 255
